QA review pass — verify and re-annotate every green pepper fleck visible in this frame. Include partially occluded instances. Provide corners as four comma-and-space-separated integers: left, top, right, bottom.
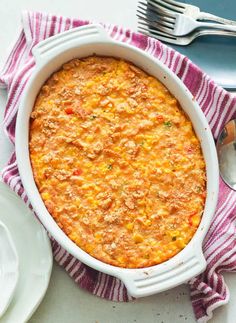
164, 121, 172, 127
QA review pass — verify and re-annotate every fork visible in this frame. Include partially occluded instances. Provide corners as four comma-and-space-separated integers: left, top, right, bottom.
138, 23, 236, 46
147, 0, 236, 26
137, 2, 236, 37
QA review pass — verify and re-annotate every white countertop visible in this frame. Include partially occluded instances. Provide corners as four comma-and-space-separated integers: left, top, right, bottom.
0, 1, 236, 322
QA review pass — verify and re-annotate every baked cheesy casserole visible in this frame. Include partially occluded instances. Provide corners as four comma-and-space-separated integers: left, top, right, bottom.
29, 56, 206, 268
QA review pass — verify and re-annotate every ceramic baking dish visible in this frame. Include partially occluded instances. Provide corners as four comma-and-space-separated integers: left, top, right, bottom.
15, 24, 219, 298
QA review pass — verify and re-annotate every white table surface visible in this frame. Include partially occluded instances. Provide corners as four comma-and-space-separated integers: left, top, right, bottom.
0, 1, 236, 322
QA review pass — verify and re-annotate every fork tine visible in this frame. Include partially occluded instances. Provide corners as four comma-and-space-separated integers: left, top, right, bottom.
137, 15, 175, 35
138, 1, 177, 19
138, 24, 178, 44
139, 15, 175, 29
151, 0, 186, 10
138, 22, 176, 39
138, 2, 175, 22
148, 0, 184, 13
137, 11, 175, 30
137, 6, 175, 28
138, 28, 179, 45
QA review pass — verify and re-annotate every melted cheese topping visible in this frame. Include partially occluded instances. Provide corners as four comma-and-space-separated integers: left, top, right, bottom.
29, 56, 206, 268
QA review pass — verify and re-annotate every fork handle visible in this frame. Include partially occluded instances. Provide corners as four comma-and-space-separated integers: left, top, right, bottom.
196, 20, 236, 33
197, 12, 236, 26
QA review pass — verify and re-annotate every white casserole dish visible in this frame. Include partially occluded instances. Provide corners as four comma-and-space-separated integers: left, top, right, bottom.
15, 24, 219, 298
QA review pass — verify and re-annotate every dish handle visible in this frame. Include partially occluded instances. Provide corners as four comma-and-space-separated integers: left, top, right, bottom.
32, 24, 110, 64
117, 247, 206, 298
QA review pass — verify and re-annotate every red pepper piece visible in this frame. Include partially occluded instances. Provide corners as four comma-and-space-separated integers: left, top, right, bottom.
201, 192, 206, 200
188, 212, 197, 226
73, 169, 83, 176
186, 145, 195, 154
65, 107, 74, 114
156, 115, 164, 122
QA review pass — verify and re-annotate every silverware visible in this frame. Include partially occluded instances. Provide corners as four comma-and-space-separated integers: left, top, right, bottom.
137, 1, 236, 37
217, 119, 236, 191
147, 0, 236, 26
138, 19, 236, 46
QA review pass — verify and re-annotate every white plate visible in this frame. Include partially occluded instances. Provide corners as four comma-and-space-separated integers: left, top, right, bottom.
0, 220, 19, 318
0, 182, 52, 323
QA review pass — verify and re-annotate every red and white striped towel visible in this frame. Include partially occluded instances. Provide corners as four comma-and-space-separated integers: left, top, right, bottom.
1, 11, 236, 322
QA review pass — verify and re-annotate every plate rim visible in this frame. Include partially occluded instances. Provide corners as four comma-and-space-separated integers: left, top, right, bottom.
0, 182, 53, 323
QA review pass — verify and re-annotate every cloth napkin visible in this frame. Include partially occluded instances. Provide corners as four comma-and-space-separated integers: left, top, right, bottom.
1, 11, 236, 323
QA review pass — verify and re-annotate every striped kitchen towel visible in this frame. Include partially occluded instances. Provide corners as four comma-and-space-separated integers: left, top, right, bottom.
1, 11, 236, 323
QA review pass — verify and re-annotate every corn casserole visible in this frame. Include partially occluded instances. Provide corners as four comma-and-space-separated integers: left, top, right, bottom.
29, 56, 206, 268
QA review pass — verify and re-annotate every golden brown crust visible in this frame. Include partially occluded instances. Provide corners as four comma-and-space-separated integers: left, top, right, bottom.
29, 56, 206, 268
